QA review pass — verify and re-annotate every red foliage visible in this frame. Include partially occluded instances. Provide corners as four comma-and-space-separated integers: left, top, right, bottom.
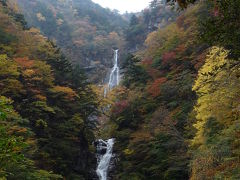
141, 58, 162, 79
213, 8, 219, 17
213, 0, 220, 17
141, 58, 153, 66
193, 52, 207, 70
112, 100, 129, 115
147, 77, 167, 97
162, 51, 176, 66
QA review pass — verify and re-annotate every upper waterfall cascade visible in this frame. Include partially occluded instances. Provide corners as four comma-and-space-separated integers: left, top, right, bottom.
108, 49, 120, 89
108, 49, 120, 91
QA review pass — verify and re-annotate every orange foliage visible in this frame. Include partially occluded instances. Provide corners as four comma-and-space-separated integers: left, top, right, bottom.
35, 94, 47, 101
15, 57, 34, 68
175, 44, 186, 54
8, 126, 28, 135
147, 77, 167, 97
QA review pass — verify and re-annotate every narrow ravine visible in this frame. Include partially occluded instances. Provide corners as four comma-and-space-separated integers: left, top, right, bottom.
96, 49, 120, 180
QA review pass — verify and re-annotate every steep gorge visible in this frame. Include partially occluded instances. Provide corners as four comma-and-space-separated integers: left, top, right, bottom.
1, 0, 240, 179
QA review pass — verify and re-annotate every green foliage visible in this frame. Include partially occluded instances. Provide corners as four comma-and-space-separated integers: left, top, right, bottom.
123, 55, 151, 88
109, 3, 207, 179
10, 13, 28, 29
0, 28, 17, 45
199, 0, 240, 57
170, 0, 240, 57
111, 1, 240, 179
0, 96, 62, 180
0, 54, 23, 97
36, 42, 72, 85
0, 3, 98, 179
125, 2, 178, 49
17, 0, 127, 82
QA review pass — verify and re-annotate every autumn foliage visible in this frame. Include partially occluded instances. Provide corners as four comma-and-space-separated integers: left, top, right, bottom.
162, 51, 176, 66
147, 77, 167, 97
0, 2, 98, 179
112, 100, 129, 115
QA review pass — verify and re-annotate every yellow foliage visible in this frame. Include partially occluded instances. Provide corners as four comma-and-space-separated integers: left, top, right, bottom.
51, 86, 78, 100
33, 61, 54, 87
23, 69, 35, 77
144, 23, 184, 59
0, 55, 19, 77
192, 47, 240, 145
123, 148, 134, 155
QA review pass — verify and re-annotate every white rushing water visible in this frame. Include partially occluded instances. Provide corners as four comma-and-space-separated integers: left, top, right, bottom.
97, 50, 118, 179
96, 139, 115, 180
108, 49, 120, 90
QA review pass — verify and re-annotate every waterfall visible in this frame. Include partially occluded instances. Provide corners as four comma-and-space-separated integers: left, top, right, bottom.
96, 139, 115, 180
96, 50, 118, 179
108, 49, 120, 91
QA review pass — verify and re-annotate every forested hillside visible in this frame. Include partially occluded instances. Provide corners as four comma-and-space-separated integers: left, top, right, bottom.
101, 0, 240, 179
0, 1, 98, 179
125, 0, 178, 51
16, 0, 127, 82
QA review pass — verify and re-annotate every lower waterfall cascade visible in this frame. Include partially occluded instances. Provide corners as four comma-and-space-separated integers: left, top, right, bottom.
96, 139, 115, 180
